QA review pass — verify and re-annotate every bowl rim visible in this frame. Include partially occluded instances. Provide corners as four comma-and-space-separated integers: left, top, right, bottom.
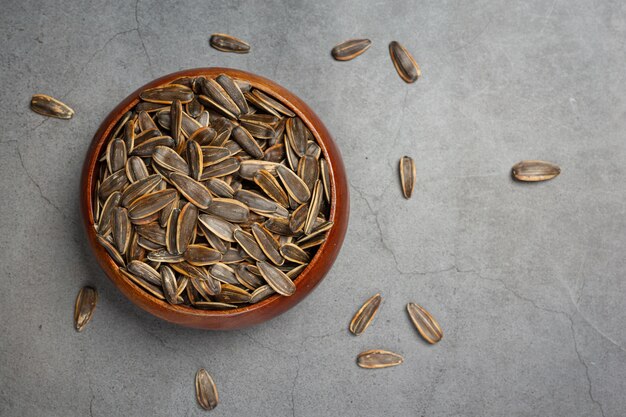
80, 67, 349, 329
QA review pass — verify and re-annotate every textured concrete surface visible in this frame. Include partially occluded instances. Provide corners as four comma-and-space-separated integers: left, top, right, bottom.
1, 0, 626, 415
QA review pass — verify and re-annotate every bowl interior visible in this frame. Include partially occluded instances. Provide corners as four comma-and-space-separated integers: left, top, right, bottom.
81, 68, 349, 329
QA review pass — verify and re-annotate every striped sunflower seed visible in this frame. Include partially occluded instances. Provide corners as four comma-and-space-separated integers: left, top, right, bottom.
406, 303, 443, 344
209, 33, 250, 53
30, 94, 74, 119
74, 287, 98, 332
257, 260, 296, 296
399, 156, 416, 199
331, 39, 372, 61
357, 350, 404, 369
389, 41, 421, 83
349, 293, 382, 336
511, 160, 560, 182
195, 368, 219, 410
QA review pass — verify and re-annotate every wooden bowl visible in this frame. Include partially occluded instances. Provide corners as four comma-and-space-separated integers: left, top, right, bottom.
80, 68, 349, 330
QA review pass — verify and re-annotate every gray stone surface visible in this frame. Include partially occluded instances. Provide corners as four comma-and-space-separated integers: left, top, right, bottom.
1, 0, 626, 415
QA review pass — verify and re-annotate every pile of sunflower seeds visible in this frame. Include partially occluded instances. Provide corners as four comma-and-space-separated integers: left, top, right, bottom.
92, 73, 333, 309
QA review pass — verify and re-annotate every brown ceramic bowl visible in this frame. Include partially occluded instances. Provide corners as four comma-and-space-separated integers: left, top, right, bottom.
80, 68, 349, 330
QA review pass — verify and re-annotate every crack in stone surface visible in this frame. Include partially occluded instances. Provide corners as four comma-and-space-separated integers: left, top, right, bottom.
471, 271, 606, 417
290, 356, 300, 417
350, 182, 457, 276
14, 141, 67, 219
134, 0, 154, 76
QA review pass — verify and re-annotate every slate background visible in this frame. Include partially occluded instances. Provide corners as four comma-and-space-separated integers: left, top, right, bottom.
1, 0, 626, 415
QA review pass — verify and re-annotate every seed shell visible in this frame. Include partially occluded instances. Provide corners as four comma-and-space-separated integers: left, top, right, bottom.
511, 160, 560, 182
357, 350, 404, 369
399, 156, 416, 199
30, 94, 74, 119
195, 368, 219, 410
74, 287, 98, 332
349, 293, 382, 336
331, 38, 372, 61
406, 303, 443, 344
389, 41, 421, 83
209, 33, 250, 53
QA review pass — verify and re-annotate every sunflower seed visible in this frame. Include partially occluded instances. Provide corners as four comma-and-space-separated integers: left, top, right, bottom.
199, 77, 241, 118
210, 33, 250, 53
289, 203, 309, 233
349, 293, 382, 336
137, 111, 158, 131
131, 136, 175, 157
297, 155, 319, 193
195, 301, 237, 310
279, 243, 310, 264
304, 180, 323, 234
231, 126, 264, 159
135, 222, 167, 245
406, 303, 443, 344
186, 97, 204, 118
263, 143, 286, 162
169, 172, 212, 209
277, 165, 311, 203
209, 263, 238, 284
305, 141, 321, 159
198, 214, 240, 242
30, 94, 74, 119
357, 350, 404, 369
511, 160, 560, 182
126, 156, 149, 183
331, 38, 372, 61
74, 287, 97, 331
399, 156, 416, 199
233, 229, 266, 261
199, 222, 229, 254
106, 138, 127, 173
249, 284, 276, 303
251, 223, 284, 265
98, 191, 122, 234
257, 260, 296, 296
100, 169, 129, 200
112, 207, 132, 254
286, 263, 307, 279
297, 233, 326, 249
286, 117, 307, 156
184, 244, 223, 266
132, 127, 161, 147
235, 264, 265, 290
206, 198, 250, 223
200, 157, 241, 179
214, 284, 252, 304
239, 160, 279, 180
152, 146, 190, 175
140, 84, 194, 104
195, 368, 219, 410
320, 158, 331, 202
147, 249, 184, 263
186, 140, 203, 181
221, 247, 245, 264
121, 174, 162, 207
204, 178, 235, 198
251, 89, 295, 117
389, 41, 421, 83
254, 170, 289, 208
235, 189, 279, 215
264, 217, 294, 236
128, 189, 177, 220
177, 202, 198, 254
159, 265, 181, 304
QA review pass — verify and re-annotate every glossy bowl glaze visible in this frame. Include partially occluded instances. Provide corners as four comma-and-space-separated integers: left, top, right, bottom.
80, 68, 349, 329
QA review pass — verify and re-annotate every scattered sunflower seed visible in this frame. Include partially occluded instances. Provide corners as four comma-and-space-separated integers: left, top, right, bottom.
406, 302, 443, 344
30, 94, 74, 119
357, 350, 404, 369
349, 293, 382, 336
331, 39, 372, 61
389, 41, 421, 83
74, 286, 98, 332
511, 160, 560, 182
